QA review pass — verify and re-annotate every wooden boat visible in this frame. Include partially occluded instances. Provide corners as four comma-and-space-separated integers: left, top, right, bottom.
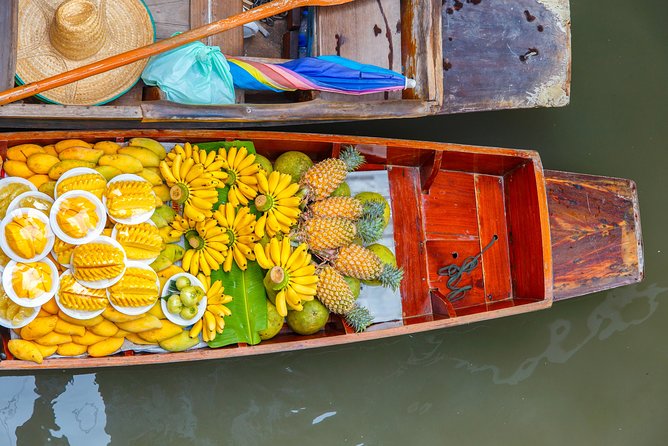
0, 129, 642, 370
0, 0, 571, 128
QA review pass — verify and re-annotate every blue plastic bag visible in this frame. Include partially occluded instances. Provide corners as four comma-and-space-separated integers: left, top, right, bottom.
141, 38, 235, 105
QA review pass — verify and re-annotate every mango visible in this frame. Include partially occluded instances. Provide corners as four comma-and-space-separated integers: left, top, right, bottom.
58, 147, 104, 164
8, 339, 43, 363
7, 144, 44, 162
55, 139, 92, 153
137, 168, 163, 186
32, 342, 58, 358
137, 320, 183, 343
93, 141, 120, 155
4, 160, 34, 178
48, 160, 95, 180
159, 331, 200, 352
28, 174, 51, 189
115, 329, 130, 337
126, 332, 157, 345
102, 306, 144, 323
88, 336, 125, 357
116, 314, 162, 333
54, 318, 86, 336
127, 138, 167, 160
58, 311, 104, 327
42, 298, 59, 314
20, 315, 57, 340
144, 166, 162, 176
118, 147, 161, 167
89, 319, 119, 337
27, 153, 60, 174
57, 342, 88, 356
147, 302, 166, 319
152, 184, 170, 202
37, 309, 51, 318
95, 165, 123, 181
71, 330, 108, 346
38, 181, 57, 198
150, 255, 172, 272
98, 154, 142, 174
35, 331, 72, 346
43, 145, 58, 157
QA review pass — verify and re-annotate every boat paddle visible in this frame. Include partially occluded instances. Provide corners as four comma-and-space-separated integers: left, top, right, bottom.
0, 0, 355, 106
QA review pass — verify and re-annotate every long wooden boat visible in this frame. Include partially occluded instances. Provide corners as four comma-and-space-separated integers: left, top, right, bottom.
0, 0, 571, 128
0, 129, 642, 370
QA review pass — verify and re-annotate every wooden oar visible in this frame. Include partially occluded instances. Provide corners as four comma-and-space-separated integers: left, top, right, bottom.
0, 0, 354, 106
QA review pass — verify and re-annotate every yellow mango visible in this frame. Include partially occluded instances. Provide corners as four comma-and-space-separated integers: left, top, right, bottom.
35, 331, 72, 346
38, 181, 56, 198
137, 168, 163, 186
159, 331, 200, 352
41, 298, 59, 314
32, 342, 58, 358
58, 311, 104, 327
71, 330, 107, 346
116, 314, 162, 333
4, 160, 34, 178
20, 315, 57, 340
37, 309, 51, 318
118, 147, 161, 167
88, 336, 125, 357
57, 342, 88, 356
54, 318, 86, 336
58, 147, 104, 164
43, 145, 58, 157
8, 339, 43, 363
147, 302, 166, 319
125, 332, 157, 345
144, 166, 161, 176
102, 306, 144, 323
95, 165, 122, 181
7, 144, 44, 162
137, 320, 183, 343
55, 139, 92, 153
28, 174, 51, 189
27, 153, 60, 175
48, 160, 96, 180
89, 319, 119, 337
114, 329, 130, 337
98, 154, 142, 174
152, 184, 170, 202
127, 138, 167, 160
93, 141, 121, 155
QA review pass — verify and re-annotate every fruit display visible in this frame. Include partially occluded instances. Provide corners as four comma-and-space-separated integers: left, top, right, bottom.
0, 138, 402, 364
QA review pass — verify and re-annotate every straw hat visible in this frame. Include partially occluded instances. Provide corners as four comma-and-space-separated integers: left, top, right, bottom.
16, 0, 155, 105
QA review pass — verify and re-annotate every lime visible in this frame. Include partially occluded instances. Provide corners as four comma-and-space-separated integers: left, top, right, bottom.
355, 192, 390, 228
255, 154, 273, 174
286, 299, 329, 335
344, 276, 361, 298
274, 151, 313, 182
362, 243, 397, 286
259, 301, 284, 340
331, 181, 351, 197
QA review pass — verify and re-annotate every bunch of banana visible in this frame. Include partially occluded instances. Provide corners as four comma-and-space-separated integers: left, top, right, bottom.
217, 146, 261, 207
254, 237, 318, 316
189, 274, 233, 342
254, 170, 302, 238
213, 203, 257, 272
165, 143, 228, 179
159, 153, 223, 222
181, 217, 229, 277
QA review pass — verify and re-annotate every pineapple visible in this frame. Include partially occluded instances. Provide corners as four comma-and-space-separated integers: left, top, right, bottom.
316, 266, 373, 332
333, 244, 404, 290
300, 146, 364, 200
303, 217, 356, 251
310, 197, 364, 220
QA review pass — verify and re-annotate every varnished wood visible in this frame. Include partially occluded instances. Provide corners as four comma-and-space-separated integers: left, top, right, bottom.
545, 170, 644, 300
0, 0, 356, 105
0, 130, 641, 371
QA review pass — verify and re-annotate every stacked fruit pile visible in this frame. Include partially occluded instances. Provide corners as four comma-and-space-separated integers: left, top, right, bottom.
0, 138, 402, 364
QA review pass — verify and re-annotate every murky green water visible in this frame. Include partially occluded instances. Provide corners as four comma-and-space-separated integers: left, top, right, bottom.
2, 0, 667, 444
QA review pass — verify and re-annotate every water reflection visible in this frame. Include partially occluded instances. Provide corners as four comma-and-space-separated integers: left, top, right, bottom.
0, 376, 37, 445
447, 284, 664, 385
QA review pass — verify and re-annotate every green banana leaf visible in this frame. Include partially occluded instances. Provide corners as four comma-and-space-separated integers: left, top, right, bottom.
208, 261, 268, 347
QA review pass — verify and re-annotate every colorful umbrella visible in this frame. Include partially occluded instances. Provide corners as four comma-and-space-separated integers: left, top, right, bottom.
227, 55, 416, 95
